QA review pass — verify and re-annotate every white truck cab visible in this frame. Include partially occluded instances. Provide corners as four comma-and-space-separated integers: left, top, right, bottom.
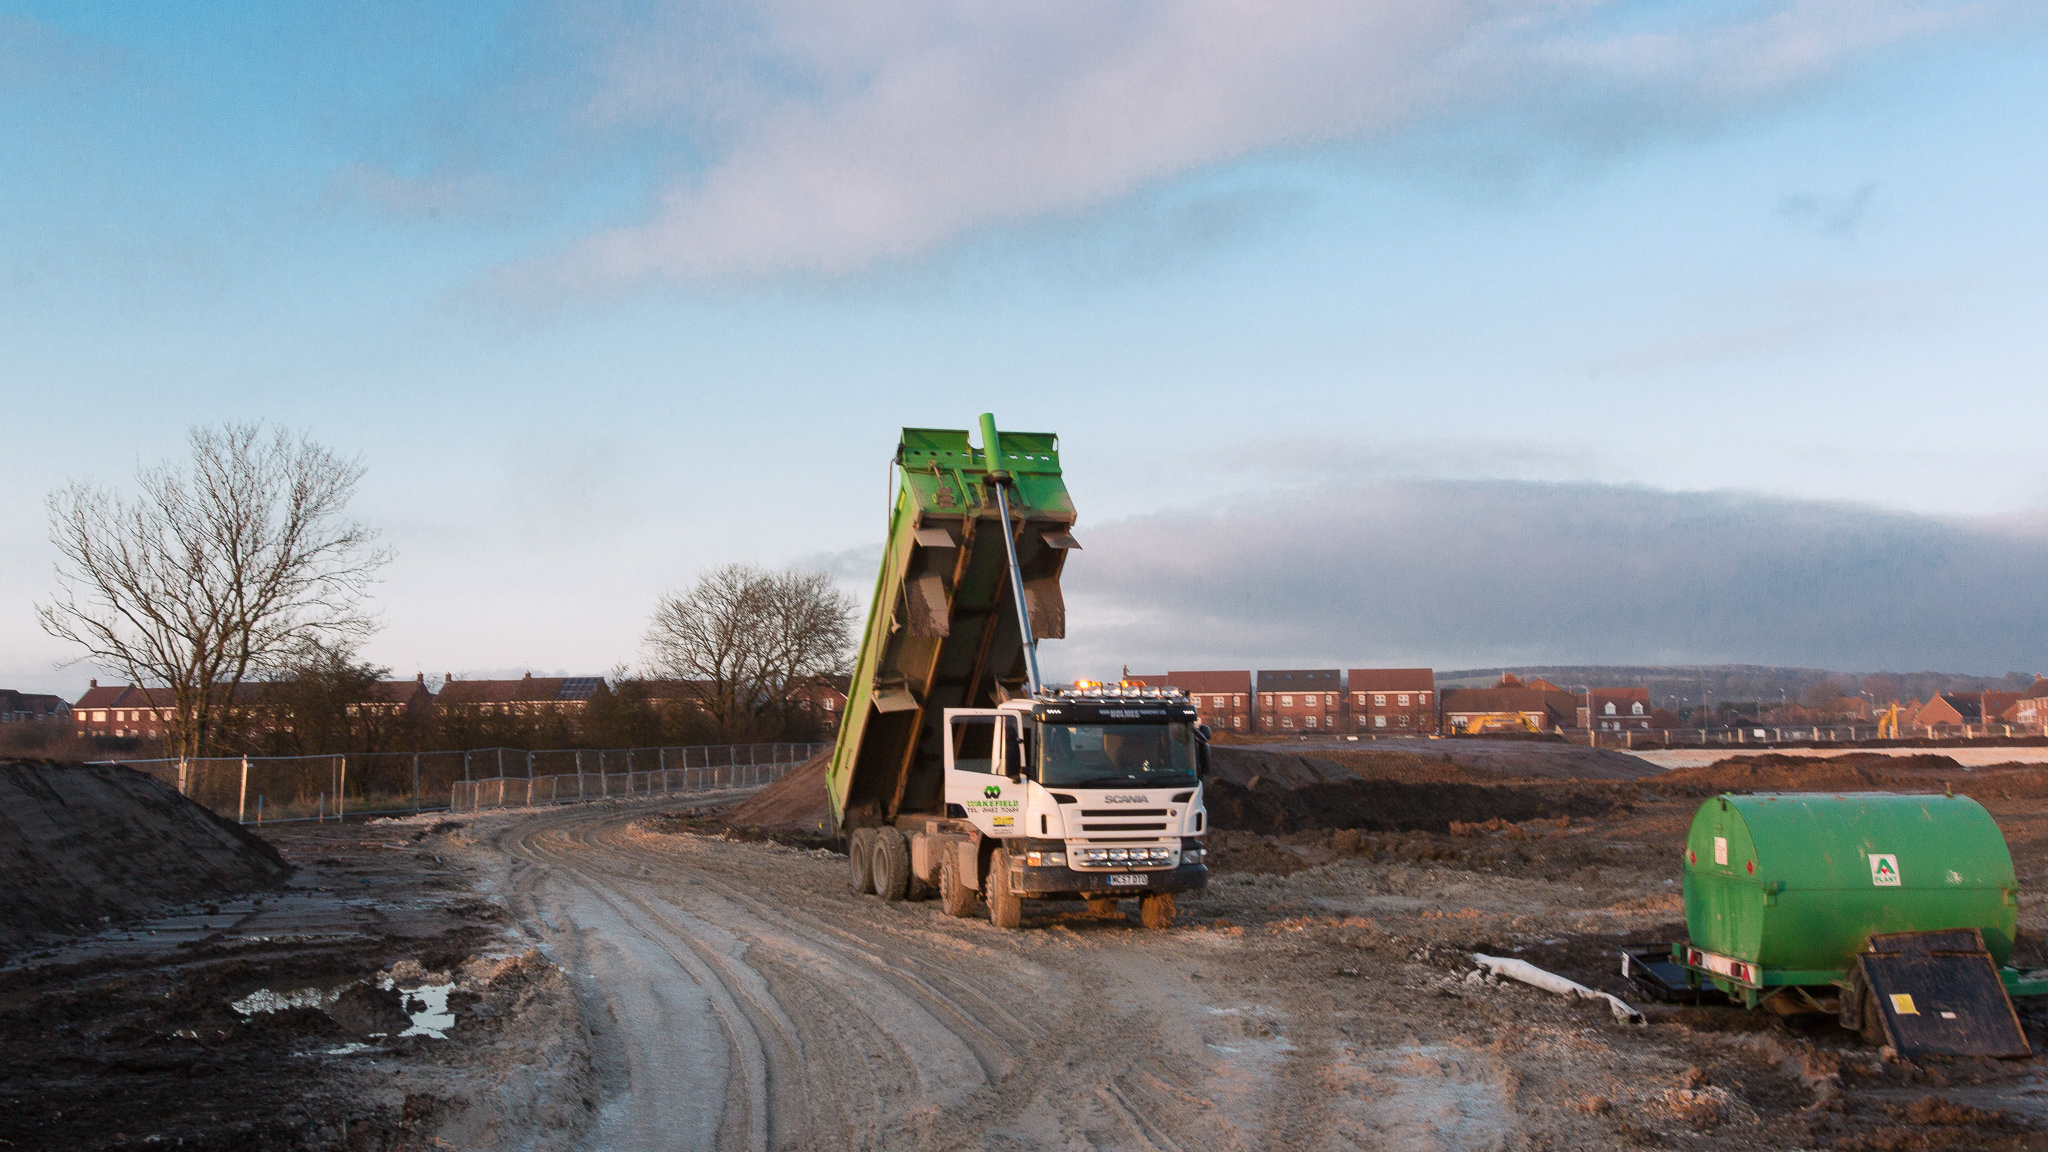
880, 685, 1209, 929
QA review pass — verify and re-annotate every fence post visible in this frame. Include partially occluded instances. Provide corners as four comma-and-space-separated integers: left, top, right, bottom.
337, 755, 347, 821
238, 755, 249, 823
177, 756, 189, 796
413, 752, 421, 813
464, 749, 471, 783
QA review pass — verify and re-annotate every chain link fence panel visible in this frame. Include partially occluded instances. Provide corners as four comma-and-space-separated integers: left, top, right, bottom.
97, 742, 827, 825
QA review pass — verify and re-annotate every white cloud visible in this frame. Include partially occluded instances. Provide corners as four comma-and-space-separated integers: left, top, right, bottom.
1053, 478, 2048, 675
530, 0, 1983, 286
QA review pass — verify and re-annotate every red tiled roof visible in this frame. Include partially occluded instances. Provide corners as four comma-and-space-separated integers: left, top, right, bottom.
1166, 670, 1252, 693
363, 678, 433, 705
437, 674, 600, 705
1590, 687, 1651, 703
1347, 668, 1434, 692
75, 684, 150, 710
1257, 669, 1339, 692
1442, 687, 1575, 715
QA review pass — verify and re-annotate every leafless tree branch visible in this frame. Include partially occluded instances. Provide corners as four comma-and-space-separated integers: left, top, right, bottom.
642, 564, 857, 738
37, 423, 391, 758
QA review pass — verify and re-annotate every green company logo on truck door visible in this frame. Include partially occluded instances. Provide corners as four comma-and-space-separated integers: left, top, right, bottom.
984, 784, 1001, 799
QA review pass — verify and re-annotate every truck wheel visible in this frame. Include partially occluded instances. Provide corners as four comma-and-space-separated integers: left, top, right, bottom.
939, 853, 979, 918
986, 849, 1023, 930
873, 828, 911, 901
1139, 892, 1176, 929
848, 827, 876, 895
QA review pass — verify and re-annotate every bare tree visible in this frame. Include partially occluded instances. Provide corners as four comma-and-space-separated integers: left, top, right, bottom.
38, 424, 391, 759
643, 564, 857, 738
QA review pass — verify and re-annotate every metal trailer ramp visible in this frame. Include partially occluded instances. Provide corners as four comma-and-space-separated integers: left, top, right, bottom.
1841, 929, 2030, 1059
1619, 946, 1708, 1003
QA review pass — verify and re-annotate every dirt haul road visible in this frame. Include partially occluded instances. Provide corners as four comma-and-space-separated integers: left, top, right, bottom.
466, 800, 1706, 1152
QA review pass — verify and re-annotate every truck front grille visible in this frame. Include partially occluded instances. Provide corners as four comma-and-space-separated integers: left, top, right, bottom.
1080, 808, 1166, 817
1081, 822, 1167, 832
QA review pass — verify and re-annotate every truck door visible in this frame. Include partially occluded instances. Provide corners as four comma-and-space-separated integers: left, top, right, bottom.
944, 708, 1022, 837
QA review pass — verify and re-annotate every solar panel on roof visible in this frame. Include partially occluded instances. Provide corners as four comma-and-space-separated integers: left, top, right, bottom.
558, 677, 602, 699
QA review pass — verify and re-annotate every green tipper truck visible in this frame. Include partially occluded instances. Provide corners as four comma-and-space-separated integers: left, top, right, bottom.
828, 414, 1210, 930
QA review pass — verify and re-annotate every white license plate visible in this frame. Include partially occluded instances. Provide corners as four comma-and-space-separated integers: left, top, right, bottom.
1106, 873, 1150, 887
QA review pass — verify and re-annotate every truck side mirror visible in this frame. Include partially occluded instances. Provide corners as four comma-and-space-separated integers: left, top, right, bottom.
1197, 743, 1211, 778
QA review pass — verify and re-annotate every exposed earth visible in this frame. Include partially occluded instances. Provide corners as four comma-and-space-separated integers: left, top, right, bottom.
8, 748, 2048, 1150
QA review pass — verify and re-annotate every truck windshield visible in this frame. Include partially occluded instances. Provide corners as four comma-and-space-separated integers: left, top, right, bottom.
1037, 723, 1197, 788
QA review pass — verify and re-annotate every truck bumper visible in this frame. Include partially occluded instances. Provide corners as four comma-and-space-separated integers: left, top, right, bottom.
1013, 863, 1209, 897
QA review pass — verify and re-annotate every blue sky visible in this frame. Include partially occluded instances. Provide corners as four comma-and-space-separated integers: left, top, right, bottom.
5, 1, 2047, 696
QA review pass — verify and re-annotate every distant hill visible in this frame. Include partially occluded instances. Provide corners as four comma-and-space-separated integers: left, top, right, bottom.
1433, 665, 2041, 709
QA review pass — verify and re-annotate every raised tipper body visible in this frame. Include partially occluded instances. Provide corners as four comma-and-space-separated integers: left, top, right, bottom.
830, 415, 1209, 929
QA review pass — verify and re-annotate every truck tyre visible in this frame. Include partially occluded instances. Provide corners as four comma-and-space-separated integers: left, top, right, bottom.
848, 827, 876, 895
986, 848, 1023, 930
873, 828, 911, 901
1139, 892, 1176, 930
940, 853, 979, 918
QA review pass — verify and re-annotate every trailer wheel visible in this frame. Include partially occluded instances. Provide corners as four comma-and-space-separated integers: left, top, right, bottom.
1139, 892, 1176, 930
986, 849, 1023, 930
848, 827, 876, 895
873, 828, 911, 901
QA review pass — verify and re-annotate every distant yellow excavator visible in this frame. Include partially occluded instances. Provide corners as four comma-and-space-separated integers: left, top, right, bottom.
1458, 711, 1543, 735
1876, 703, 1902, 739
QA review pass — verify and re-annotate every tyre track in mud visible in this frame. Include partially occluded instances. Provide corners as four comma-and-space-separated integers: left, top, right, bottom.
472, 800, 1306, 1151
467, 800, 1626, 1151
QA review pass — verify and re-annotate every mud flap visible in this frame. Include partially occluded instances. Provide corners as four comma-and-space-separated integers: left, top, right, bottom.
1853, 930, 2030, 1058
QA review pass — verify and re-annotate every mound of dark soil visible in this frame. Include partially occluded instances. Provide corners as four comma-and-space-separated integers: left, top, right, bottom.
0, 760, 289, 952
1206, 776, 1631, 836
1654, 752, 2048, 800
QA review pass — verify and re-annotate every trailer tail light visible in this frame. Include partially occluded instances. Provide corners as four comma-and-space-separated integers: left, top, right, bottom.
1686, 946, 1757, 986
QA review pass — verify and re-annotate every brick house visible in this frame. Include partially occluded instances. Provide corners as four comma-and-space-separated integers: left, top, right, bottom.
1581, 687, 1654, 732
787, 674, 852, 733
0, 690, 69, 726
2013, 693, 2048, 730
1441, 675, 1578, 734
356, 674, 436, 716
73, 681, 175, 739
1347, 668, 1437, 734
1980, 691, 2026, 726
436, 673, 604, 715
1257, 669, 1341, 734
1161, 670, 1254, 734
1911, 693, 1982, 731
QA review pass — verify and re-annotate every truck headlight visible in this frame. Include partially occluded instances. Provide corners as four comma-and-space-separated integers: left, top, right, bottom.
1025, 851, 1066, 867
